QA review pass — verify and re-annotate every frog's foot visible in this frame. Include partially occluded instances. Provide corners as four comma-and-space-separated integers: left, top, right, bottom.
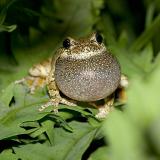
15, 78, 26, 84
24, 76, 46, 94
39, 97, 77, 113
39, 99, 59, 113
117, 74, 129, 103
60, 98, 77, 106
95, 105, 113, 119
120, 74, 128, 88
15, 76, 47, 94
95, 96, 114, 119
15, 77, 36, 93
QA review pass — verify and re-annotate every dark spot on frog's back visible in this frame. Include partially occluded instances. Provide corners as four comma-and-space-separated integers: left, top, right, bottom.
55, 51, 121, 102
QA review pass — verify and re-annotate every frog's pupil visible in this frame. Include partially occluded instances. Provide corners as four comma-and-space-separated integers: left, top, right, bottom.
63, 39, 71, 49
96, 33, 103, 44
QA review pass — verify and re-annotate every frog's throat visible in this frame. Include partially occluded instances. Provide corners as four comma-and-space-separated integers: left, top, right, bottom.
61, 48, 106, 60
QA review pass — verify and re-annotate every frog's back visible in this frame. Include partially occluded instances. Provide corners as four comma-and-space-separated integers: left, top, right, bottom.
55, 51, 121, 101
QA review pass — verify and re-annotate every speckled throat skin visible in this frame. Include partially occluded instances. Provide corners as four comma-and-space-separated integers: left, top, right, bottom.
55, 50, 121, 102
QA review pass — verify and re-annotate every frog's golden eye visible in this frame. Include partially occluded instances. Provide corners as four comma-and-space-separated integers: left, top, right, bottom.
63, 38, 71, 49
95, 33, 103, 44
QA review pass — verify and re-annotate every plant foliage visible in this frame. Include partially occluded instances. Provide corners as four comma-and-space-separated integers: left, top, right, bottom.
0, 0, 160, 159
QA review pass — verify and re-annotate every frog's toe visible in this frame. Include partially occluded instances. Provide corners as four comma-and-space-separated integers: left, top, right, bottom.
15, 78, 26, 84
60, 98, 77, 106
39, 100, 59, 112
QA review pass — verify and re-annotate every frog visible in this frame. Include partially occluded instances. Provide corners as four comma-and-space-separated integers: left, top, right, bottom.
18, 33, 128, 118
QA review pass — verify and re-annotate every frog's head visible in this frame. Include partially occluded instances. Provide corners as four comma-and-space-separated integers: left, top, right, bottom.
59, 33, 107, 59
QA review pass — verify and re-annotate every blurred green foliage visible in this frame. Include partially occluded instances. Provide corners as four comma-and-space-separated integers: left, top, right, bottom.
0, 0, 160, 160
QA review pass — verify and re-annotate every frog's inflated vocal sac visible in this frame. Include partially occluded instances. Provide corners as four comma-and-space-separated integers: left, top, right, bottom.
28, 33, 128, 118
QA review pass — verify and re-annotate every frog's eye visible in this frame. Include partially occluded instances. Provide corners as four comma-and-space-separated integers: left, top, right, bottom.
95, 33, 103, 44
63, 38, 71, 49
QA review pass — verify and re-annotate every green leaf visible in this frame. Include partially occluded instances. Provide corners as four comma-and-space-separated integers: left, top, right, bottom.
12, 84, 26, 107
110, 46, 144, 77
0, 0, 17, 32
49, 114, 73, 132
145, 3, 155, 28
58, 105, 96, 117
97, 14, 116, 45
41, 120, 55, 145
131, 43, 153, 73
50, 121, 98, 160
41, 0, 103, 37
29, 126, 48, 138
89, 146, 109, 160
0, 149, 18, 160
110, 42, 157, 77
0, 82, 14, 107
0, 124, 37, 140
13, 143, 54, 160
0, 104, 50, 140
12, 122, 98, 160
117, 30, 129, 48
0, 24, 17, 32
130, 15, 160, 51
103, 110, 146, 160
126, 63, 160, 128
149, 118, 160, 154
0, 0, 17, 25
0, 6, 7, 25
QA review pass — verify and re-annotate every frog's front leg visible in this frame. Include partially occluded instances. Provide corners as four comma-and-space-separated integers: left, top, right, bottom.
95, 96, 114, 119
39, 71, 77, 112
95, 74, 128, 119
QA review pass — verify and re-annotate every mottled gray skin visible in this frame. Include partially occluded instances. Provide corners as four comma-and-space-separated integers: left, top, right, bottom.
54, 35, 121, 102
